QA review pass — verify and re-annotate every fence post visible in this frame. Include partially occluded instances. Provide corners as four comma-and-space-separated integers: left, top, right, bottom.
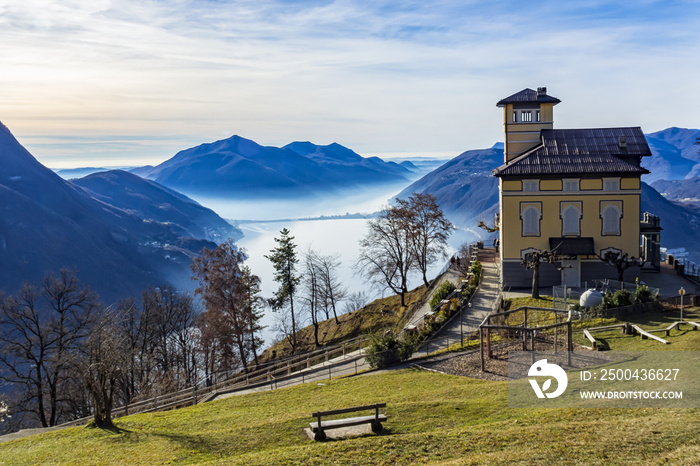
480, 327, 485, 371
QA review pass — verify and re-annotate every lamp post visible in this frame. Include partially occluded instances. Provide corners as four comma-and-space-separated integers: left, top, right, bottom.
679, 287, 686, 322
460, 304, 464, 348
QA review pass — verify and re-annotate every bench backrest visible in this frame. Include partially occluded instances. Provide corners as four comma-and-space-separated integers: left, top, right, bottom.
311, 403, 386, 418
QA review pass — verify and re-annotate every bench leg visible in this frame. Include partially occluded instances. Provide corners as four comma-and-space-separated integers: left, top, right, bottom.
371, 421, 383, 433
314, 429, 326, 441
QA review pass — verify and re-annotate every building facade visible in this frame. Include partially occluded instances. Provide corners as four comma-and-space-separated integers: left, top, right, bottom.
493, 87, 660, 289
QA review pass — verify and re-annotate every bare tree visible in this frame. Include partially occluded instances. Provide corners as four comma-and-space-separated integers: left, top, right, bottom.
600, 250, 644, 288
80, 307, 128, 427
0, 269, 98, 427
141, 286, 197, 391
396, 193, 452, 287
301, 249, 323, 347
304, 250, 347, 325
342, 291, 370, 315
357, 208, 413, 307
521, 250, 555, 300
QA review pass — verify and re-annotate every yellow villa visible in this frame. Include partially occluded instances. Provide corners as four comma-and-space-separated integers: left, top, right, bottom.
493, 87, 661, 289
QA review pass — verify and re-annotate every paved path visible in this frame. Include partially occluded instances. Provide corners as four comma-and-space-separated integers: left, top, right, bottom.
416, 248, 499, 355
402, 265, 465, 329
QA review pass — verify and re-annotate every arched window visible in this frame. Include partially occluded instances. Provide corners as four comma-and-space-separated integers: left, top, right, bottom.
521, 204, 541, 236
562, 204, 581, 236
601, 203, 622, 235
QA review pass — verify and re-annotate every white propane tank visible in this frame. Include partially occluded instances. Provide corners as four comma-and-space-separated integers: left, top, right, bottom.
579, 289, 603, 309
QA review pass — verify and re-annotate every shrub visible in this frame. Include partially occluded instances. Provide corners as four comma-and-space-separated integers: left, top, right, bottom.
633, 284, 657, 304
612, 289, 633, 307
429, 281, 456, 309
470, 260, 482, 283
365, 333, 415, 369
602, 292, 615, 309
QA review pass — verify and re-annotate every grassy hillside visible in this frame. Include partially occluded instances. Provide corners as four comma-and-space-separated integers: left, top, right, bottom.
259, 285, 427, 361
1, 367, 699, 465
4, 300, 700, 464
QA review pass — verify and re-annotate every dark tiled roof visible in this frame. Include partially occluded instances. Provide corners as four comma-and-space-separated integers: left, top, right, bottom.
497, 88, 561, 106
549, 237, 595, 256
539, 128, 651, 157
493, 127, 651, 177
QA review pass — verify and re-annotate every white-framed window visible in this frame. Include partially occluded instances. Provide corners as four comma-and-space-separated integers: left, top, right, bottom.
522, 180, 539, 192
563, 179, 580, 192
600, 201, 622, 235
603, 177, 620, 191
513, 109, 537, 123
560, 202, 582, 236
521, 202, 542, 236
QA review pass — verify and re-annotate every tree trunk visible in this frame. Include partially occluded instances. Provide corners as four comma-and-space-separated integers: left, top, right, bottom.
532, 264, 541, 300
618, 267, 625, 289
289, 296, 298, 354
330, 295, 340, 325
249, 326, 259, 366
236, 335, 248, 374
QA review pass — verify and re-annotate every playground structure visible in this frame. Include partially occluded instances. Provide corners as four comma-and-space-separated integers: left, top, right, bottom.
583, 320, 700, 349
479, 306, 573, 371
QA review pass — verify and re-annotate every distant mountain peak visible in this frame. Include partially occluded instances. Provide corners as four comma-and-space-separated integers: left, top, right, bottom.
139, 136, 409, 198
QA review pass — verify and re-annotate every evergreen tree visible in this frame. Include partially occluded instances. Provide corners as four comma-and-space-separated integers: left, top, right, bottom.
265, 228, 301, 353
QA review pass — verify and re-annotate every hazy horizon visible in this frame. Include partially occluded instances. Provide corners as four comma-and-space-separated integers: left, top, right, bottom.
2, 2, 697, 170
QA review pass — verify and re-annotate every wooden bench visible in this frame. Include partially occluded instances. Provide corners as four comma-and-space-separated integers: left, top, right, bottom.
310, 403, 387, 441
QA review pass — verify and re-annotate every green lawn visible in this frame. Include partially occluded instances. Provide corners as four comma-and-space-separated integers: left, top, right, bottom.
3, 303, 700, 465
2, 367, 699, 465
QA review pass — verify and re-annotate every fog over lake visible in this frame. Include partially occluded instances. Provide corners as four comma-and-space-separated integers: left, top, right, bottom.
189, 183, 478, 346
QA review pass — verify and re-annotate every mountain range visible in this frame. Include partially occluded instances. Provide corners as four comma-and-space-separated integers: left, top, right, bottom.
73, 170, 240, 243
4, 122, 700, 302
395, 145, 502, 228
132, 135, 413, 198
0, 122, 239, 303
642, 127, 699, 182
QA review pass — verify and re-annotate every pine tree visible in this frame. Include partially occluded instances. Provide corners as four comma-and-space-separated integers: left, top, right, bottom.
265, 228, 301, 353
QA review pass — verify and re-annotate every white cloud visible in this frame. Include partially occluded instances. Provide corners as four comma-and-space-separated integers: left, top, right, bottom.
0, 0, 698, 166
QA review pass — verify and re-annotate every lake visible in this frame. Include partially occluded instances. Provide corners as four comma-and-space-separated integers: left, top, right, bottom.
190, 184, 478, 345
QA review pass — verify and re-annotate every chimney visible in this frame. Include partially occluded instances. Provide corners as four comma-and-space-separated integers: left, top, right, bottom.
537, 87, 547, 97
618, 136, 627, 150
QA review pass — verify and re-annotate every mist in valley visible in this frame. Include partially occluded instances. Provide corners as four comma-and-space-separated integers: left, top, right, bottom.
187, 182, 480, 346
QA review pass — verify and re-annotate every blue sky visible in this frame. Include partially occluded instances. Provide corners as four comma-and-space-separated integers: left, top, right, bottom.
1, 0, 699, 168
